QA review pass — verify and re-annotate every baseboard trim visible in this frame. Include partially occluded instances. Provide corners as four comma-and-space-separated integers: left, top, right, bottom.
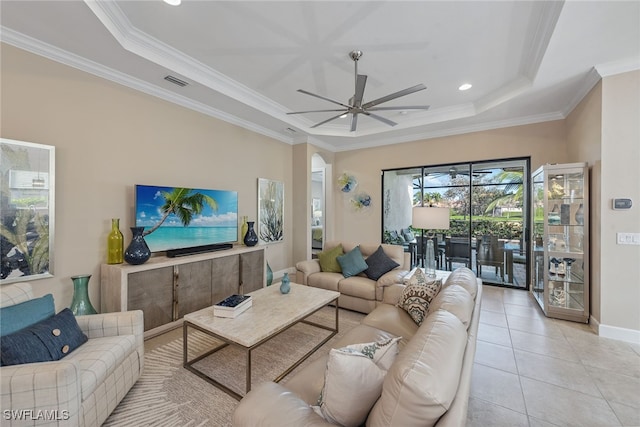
598, 321, 640, 344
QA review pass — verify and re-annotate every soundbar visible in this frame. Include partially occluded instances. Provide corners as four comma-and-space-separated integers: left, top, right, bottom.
166, 243, 233, 258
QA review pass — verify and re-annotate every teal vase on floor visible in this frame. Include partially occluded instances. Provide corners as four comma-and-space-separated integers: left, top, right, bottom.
266, 262, 273, 286
70, 274, 97, 315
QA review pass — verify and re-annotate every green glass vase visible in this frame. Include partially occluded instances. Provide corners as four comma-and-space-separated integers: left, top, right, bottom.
70, 274, 97, 315
240, 216, 248, 244
107, 218, 124, 264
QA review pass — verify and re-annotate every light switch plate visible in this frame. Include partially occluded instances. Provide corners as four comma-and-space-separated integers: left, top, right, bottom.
617, 232, 640, 245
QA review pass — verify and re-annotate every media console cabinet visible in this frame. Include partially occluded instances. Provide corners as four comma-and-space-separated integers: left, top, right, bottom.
101, 245, 264, 338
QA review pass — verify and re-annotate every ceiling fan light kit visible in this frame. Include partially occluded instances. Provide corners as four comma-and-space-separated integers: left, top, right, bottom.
288, 50, 430, 132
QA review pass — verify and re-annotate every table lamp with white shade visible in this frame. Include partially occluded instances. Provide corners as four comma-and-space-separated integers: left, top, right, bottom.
412, 206, 450, 277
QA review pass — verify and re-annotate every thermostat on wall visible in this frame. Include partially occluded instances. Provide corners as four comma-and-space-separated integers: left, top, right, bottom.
612, 198, 633, 210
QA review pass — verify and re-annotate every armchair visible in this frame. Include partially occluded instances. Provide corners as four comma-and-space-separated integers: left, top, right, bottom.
1, 282, 143, 426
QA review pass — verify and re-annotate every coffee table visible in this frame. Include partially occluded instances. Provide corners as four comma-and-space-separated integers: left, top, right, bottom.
182, 283, 339, 400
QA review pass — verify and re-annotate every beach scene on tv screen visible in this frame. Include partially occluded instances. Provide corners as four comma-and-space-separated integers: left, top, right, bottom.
135, 185, 238, 252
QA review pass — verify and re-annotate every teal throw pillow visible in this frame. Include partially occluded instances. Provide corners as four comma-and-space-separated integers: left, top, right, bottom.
364, 245, 400, 280
0, 308, 88, 366
336, 246, 368, 278
0, 294, 55, 336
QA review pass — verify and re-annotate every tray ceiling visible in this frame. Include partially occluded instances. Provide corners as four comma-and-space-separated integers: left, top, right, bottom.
1, 1, 639, 151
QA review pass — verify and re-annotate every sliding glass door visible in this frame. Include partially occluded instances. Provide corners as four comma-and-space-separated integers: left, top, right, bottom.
382, 158, 530, 289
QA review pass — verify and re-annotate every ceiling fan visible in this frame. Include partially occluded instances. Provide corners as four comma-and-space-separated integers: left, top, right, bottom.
287, 50, 430, 132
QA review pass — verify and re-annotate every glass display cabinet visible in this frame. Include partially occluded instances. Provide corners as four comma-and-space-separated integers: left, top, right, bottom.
531, 163, 589, 322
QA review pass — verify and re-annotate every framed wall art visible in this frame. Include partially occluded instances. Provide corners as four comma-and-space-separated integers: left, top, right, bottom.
258, 178, 284, 244
1, 138, 56, 284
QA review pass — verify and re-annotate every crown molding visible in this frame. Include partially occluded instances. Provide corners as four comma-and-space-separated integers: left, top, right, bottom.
1, 27, 293, 145
84, 1, 297, 126
561, 67, 602, 118
519, 0, 565, 80
595, 57, 640, 77
335, 111, 565, 152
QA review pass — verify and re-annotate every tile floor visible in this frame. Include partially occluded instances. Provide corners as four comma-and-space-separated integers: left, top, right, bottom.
467, 285, 640, 427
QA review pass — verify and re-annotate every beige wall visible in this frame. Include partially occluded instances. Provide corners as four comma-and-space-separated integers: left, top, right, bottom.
1, 44, 293, 311
599, 71, 640, 334
332, 121, 568, 244
565, 82, 603, 322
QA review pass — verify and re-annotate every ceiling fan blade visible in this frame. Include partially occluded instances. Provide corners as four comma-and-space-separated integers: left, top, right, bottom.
362, 84, 427, 109
310, 112, 348, 129
297, 89, 351, 109
362, 112, 398, 127
287, 109, 348, 115
367, 105, 430, 111
350, 113, 358, 132
353, 74, 367, 107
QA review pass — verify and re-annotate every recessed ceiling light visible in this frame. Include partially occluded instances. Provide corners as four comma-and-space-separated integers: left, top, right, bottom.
163, 0, 181, 6
458, 83, 472, 91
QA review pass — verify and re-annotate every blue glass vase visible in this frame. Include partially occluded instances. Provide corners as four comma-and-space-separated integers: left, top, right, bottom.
280, 272, 290, 294
70, 274, 97, 315
243, 221, 258, 247
124, 227, 151, 265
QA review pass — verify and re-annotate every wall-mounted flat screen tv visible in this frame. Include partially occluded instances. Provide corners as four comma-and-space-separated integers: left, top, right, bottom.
135, 185, 238, 253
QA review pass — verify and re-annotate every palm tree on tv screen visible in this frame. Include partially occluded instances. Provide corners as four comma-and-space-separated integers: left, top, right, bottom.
142, 188, 218, 236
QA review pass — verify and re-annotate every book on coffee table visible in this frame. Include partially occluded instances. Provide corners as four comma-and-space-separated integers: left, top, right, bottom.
213, 294, 252, 318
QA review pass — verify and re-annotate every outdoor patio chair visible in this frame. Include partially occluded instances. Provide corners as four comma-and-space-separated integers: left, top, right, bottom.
475, 235, 505, 280
445, 236, 471, 270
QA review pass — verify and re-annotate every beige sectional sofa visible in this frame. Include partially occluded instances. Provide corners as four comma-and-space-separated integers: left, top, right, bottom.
0, 282, 144, 426
233, 267, 482, 427
296, 241, 411, 314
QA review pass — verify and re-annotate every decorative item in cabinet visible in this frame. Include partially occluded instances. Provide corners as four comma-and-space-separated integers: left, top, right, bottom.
530, 162, 589, 323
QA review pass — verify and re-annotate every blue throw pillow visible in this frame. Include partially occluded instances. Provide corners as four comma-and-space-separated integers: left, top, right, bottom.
364, 246, 400, 280
0, 294, 55, 336
337, 246, 369, 278
0, 308, 88, 366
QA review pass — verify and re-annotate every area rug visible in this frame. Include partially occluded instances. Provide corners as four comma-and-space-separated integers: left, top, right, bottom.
103, 307, 364, 426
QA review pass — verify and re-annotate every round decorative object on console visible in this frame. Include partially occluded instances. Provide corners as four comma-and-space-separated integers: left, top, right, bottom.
280, 272, 290, 294
243, 221, 259, 246
124, 227, 151, 265
70, 274, 97, 315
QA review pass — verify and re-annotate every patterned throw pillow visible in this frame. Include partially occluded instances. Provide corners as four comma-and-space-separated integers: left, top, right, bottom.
397, 269, 442, 326
313, 348, 385, 427
318, 244, 344, 273
344, 336, 402, 371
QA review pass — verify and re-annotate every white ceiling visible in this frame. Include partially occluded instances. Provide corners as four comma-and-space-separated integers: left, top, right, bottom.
2, 1, 639, 152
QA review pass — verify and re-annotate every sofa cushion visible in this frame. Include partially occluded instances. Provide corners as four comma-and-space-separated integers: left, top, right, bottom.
307, 272, 342, 292
368, 310, 468, 427
0, 293, 55, 336
444, 267, 478, 299
0, 308, 88, 366
314, 348, 385, 427
337, 246, 368, 278
318, 244, 344, 273
364, 245, 400, 280
428, 284, 475, 329
338, 276, 377, 300
361, 304, 419, 347
397, 269, 442, 326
